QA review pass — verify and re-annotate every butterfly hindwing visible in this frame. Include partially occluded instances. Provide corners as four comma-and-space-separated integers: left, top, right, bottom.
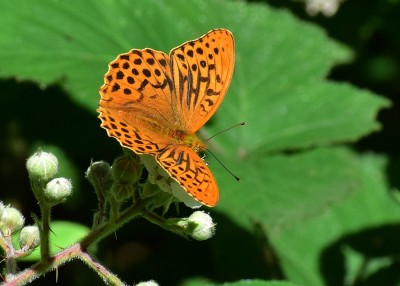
156, 146, 219, 207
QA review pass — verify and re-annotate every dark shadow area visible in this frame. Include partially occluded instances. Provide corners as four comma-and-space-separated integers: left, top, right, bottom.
0, 78, 121, 225
15, 211, 281, 285
95, 212, 280, 285
320, 223, 400, 286
387, 156, 400, 195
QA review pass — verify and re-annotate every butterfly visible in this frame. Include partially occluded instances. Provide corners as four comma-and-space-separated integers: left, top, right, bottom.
98, 29, 235, 207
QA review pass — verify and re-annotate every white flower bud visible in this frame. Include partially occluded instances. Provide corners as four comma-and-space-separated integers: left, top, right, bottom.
44, 178, 72, 206
26, 150, 58, 181
136, 280, 159, 286
0, 206, 25, 235
187, 211, 215, 241
19, 225, 40, 250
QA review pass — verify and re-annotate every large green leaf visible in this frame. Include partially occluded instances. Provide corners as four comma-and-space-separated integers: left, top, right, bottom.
270, 154, 400, 285
0, 0, 386, 152
218, 147, 363, 229
0, 0, 393, 285
0, 0, 388, 216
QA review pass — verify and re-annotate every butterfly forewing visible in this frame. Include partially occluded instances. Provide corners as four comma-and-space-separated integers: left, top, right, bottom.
170, 29, 235, 132
98, 48, 177, 154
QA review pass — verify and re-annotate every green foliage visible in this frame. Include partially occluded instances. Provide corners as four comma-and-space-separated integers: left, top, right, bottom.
0, 0, 398, 285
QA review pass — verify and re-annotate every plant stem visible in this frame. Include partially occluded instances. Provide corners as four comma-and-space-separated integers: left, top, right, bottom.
29, 179, 52, 262
0, 233, 13, 262
1, 243, 126, 286
2, 192, 157, 285
79, 250, 126, 286
40, 204, 51, 262
143, 212, 188, 238
81, 197, 151, 249
1, 197, 153, 286
3, 236, 17, 275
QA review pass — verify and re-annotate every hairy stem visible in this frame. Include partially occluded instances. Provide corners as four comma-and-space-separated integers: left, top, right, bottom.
39, 204, 51, 262
1, 197, 152, 286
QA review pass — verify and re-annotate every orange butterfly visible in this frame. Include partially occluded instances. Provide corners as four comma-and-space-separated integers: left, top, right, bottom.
98, 29, 235, 207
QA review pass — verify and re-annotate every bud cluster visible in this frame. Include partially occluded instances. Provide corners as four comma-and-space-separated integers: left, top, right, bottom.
26, 150, 72, 207
109, 155, 142, 202
0, 201, 40, 254
86, 155, 144, 219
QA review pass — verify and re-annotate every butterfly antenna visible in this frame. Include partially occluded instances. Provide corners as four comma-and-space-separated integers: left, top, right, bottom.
204, 122, 245, 181
205, 122, 245, 141
206, 148, 240, 182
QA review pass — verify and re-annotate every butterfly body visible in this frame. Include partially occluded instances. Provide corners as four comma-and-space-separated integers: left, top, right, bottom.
169, 129, 205, 151
98, 29, 234, 206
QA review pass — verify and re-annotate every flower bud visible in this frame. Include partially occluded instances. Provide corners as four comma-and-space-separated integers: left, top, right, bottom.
136, 281, 159, 286
86, 161, 112, 188
111, 155, 142, 184
187, 211, 215, 241
26, 150, 58, 181
44, 178, 72, 206
0, 206, 25, 235
19, 225, 40, 250
110, 182, 135, 201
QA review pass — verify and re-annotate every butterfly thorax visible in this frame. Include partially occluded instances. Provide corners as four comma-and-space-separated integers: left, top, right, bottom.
169, 129, 206, 154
